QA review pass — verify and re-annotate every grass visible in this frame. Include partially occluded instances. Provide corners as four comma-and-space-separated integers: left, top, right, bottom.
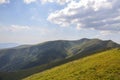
23, 48, 120, 80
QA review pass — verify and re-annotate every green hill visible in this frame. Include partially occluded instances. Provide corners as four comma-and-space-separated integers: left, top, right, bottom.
23, 48, 120, 80
0, 38, 119, 72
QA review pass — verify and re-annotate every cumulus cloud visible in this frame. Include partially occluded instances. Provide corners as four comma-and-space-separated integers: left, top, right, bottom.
23, 0, 36, 4
0, 0, 9, 4
48, 0, 120, 32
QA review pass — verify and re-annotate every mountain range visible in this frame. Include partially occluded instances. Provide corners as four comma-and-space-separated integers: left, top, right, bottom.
0, 38, 119, 72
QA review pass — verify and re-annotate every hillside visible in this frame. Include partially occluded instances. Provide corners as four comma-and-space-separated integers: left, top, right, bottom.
23, 48, 120, 80
0, 38, 119, 72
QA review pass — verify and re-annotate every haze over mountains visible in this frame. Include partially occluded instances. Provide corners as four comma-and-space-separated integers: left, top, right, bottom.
0, 43, 19, 49
0, 38, 119, 72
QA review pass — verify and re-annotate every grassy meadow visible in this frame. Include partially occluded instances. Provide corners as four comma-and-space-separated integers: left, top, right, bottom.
23, 48, 120, 80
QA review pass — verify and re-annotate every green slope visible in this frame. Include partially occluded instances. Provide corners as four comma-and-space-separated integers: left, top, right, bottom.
23, 48, 120, 80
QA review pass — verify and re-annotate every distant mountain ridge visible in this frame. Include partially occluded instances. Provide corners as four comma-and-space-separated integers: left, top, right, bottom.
0, 38, 119, 72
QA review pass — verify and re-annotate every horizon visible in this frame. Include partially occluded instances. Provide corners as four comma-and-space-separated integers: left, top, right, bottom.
0, 38, 119, 45
0, 0, 120, 44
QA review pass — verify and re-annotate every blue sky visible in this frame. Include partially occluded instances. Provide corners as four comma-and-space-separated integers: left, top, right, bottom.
0, 0, 120, 44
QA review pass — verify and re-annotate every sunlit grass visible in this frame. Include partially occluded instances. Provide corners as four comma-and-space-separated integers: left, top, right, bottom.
23, 48, 120, 80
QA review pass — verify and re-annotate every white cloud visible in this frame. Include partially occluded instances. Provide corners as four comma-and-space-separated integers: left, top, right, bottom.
41, 0, 71, 5
23, 0, 71, 5
100, 31, 112, 35
0, 25, 50, 34
0, 25, 30, 32
10, 25, 31, 32
76, 23, 83, 30
48, 0, 120, 32
23, 0, 36, 4
0, 0, 9, 4
0, 25, 52, 44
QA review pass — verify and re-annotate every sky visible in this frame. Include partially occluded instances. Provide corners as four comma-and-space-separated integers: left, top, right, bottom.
0, 0, 120, 44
